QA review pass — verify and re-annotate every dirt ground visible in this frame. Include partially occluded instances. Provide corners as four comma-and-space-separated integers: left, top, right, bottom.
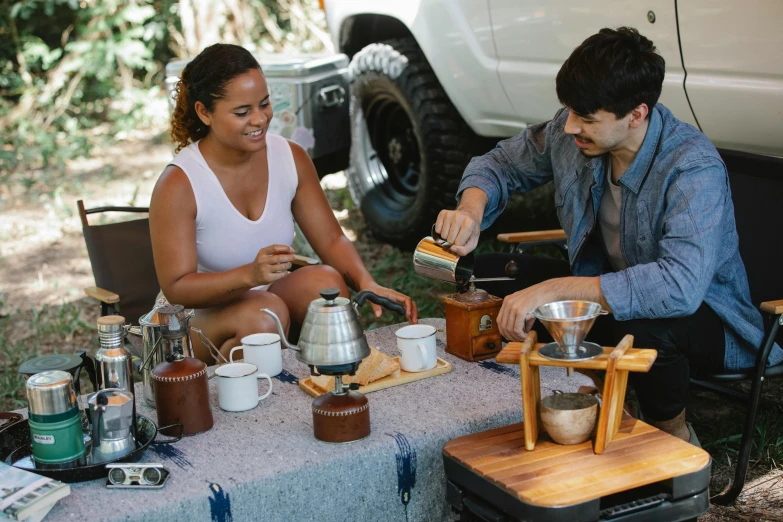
1, 132, 782, 520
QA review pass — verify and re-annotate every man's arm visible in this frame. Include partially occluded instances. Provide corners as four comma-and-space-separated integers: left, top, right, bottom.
436, 109, 565, 255
457, 110, 564, 230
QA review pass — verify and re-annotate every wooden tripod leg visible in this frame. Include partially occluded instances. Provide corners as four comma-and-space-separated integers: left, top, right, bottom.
594, 335, 633, 454
520, 331, 539, 451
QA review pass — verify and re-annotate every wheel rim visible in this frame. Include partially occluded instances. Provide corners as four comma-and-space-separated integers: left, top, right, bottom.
357, 93, 422, 210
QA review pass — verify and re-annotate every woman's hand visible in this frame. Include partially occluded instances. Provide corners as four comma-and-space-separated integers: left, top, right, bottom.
249, 245, 296, 286
361, 282, 419, 324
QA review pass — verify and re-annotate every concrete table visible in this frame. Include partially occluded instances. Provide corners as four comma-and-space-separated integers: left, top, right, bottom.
42, 319, 591, 522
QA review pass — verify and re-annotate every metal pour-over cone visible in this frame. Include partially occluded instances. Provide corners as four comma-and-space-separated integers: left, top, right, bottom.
533, 301, 605, 360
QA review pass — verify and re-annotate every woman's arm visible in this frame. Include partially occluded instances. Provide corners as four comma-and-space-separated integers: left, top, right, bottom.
289, 143, 418, 323
149, 166, 294, 308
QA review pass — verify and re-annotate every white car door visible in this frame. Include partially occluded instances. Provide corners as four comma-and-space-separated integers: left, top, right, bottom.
489, 1, 697, 129
677, 0, 783, 157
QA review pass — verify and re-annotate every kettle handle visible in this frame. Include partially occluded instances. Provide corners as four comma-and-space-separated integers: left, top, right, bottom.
353, 291, 406, 316
78, 351, 98, 393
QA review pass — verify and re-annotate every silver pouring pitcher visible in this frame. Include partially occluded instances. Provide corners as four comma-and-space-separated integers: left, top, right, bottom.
262, 288, 405, 368
413, 225, 514, 289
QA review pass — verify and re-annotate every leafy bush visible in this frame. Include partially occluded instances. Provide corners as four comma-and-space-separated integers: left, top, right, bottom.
0, 0, 329, 196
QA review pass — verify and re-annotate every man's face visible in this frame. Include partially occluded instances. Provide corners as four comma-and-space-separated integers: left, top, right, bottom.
563, 109, 632, 157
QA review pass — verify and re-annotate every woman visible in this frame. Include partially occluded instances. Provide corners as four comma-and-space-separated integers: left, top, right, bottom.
150, 43, 418, 362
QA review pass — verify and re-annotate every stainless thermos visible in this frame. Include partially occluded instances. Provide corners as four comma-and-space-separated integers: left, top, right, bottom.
25, 370, 86, 466
95, 315, 136, 440
95, 316, 134, 395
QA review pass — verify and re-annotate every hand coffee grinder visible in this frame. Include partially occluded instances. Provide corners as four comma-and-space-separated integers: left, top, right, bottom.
413, 229, 516, 362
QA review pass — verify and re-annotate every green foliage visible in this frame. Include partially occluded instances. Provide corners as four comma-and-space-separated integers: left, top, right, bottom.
0, 0, 179, 188
1, 0, 330, 199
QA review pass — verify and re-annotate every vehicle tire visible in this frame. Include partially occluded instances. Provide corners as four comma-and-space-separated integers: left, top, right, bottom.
347, 38, 485, 246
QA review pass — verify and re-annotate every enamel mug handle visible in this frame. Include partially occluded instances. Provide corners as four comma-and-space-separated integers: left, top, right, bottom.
417, 343, 428, 370
258, 373, 273, 401
229, 346, 242, 363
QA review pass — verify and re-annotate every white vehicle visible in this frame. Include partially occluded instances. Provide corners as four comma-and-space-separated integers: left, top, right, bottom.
321, 0, 783, 244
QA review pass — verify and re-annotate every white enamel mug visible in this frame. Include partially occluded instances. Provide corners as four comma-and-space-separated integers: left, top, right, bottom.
214, 362, 272, 412
232, 333, 283, 377
395, 324, 438, 372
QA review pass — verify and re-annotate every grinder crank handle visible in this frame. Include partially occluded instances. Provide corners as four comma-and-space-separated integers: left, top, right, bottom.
353, 290, 406, 316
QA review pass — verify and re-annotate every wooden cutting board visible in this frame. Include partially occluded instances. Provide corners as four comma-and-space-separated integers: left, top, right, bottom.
299, 357, 452, 398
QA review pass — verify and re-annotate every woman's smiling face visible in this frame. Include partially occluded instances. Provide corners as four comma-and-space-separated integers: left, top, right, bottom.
195, 68, 274, 153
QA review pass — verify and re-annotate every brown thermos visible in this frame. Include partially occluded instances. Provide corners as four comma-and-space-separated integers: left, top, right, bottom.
151, 353, 213, 436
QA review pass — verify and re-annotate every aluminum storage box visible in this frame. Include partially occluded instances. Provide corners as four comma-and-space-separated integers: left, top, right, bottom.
165, 53, 350, 176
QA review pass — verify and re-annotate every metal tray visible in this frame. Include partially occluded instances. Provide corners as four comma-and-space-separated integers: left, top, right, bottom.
0, 414, 182, 482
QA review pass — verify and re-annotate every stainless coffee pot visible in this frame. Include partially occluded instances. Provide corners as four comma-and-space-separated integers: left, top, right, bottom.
88, 388, 135, 463
262, 288, 405, 367
129, 299, 196, 407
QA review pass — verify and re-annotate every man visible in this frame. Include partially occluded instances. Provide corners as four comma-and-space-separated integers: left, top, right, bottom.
436, 27, 782, 443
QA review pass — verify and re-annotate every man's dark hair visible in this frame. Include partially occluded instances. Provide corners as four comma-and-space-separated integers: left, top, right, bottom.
556, 27, 665, 119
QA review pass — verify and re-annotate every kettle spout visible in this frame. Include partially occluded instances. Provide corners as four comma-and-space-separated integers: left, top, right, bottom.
261, 308, 299, 352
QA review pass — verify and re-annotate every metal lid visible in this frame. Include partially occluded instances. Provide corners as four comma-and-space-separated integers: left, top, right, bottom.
307, 288, 352, 314
165, 53, 348, 80
139, 298, 168, 326
19, 354, 83, 376
139, 299, 194, 327
26, 370, 72, 389
25, 370, 77, 416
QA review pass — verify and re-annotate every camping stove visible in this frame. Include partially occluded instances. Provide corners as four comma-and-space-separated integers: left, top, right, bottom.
309, 363, 370, 444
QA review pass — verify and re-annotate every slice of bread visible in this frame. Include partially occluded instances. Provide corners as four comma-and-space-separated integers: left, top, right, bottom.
370, 353, 400, 382
349, 347, 382, 386
308, 347, 400, 393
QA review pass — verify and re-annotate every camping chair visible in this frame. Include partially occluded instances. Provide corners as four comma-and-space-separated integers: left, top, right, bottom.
78, 200, 319, 325
494, 151, 783, 505
77, 200, 160, 325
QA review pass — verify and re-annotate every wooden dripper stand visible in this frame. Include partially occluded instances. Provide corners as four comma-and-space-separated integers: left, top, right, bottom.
496, 331, 658, 454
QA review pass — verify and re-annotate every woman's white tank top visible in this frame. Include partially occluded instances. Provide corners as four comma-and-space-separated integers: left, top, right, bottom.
168, 135, 298, 288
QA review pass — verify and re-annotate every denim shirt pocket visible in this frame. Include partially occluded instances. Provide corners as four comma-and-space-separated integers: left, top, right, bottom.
554, 171, 579, 231
636, 201, 659, 260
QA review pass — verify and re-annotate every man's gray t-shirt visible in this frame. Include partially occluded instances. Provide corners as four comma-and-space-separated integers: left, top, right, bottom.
598, 162, 627, 271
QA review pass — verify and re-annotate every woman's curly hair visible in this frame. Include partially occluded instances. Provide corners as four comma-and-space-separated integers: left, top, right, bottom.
171, 44, 262, 153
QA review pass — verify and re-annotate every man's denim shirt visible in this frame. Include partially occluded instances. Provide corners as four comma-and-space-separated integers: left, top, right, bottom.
458, 103, 782, 370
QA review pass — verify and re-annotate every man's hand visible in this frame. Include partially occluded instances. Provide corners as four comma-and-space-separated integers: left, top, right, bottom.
498, 281, 556, 342
434, 188, 487, 256
498, 277, 611, 342
435, 209, 481, 256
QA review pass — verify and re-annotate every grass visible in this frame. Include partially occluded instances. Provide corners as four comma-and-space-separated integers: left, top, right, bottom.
0, 301, 97, 411
699, 404, 783, 473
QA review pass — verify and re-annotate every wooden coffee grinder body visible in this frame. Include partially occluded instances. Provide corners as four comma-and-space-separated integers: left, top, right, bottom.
443, 292, 503, 361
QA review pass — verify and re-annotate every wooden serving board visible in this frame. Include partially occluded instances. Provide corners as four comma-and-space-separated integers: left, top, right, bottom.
444, 417, 711, 508
299, 357, 452, 398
